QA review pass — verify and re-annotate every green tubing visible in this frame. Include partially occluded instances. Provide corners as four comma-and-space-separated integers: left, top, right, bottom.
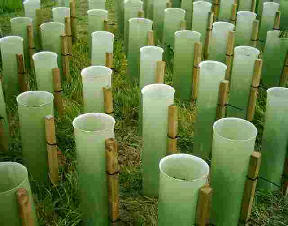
218, 0, 234, 21
0, 80, 9, 152
163, 8, 186, 48
144, 0, 154, 19
116, 0, 124, 34
181, 0, 193, 29
235, 11, 257, 46
153, 0, 167, 42
32, 51, 58, 92
17, 91, 54, 184
52, 7, 70, 25
208, 22, 235, 63
173, 30, 201, 101
191, 1, 212, 46
141, 84, 175, 197
280, 0, 288, 29
238, 0, 254, 11
172, 0, 181, 8
56, 0, 70, 7
158, 154, 209, 226
88, 0, 106, 9
262, 30, 288, 87
73, 113, 115, 226
40, 22, 65, 68
139, 46, 164, 89
227, 46, 260, 119
211, 118, 257, 226
127, 18, 153, 82
258, 87, 288, 192
257, 0, 269, 16
0, 162, 38, 226
193, 60, 227, 160
91, 31, 114, 66
0, 36, 24, 98
81, 66, 112, 113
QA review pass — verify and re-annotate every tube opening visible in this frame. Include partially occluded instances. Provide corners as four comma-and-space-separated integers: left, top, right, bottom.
193, 1, 212, 9
32, 51, 58, 62
141, 84, 175, 98
40, 22, 65, 32
140, 46, 164, 56
0, 36, 23, 44
10, 17, 32, 24
267, 87, 288, 99
164, 8, 186, 16
234, 46, 260, 57
237, 11, 257, 18
81, 66, 112, 79
175, 30, 201, 40
212, 21, 235, 31
17, 91, 54, 108
128, 17, 153, 25
91, 31, 114, 40
199, 60, 227, 73
87, 9, 108, 16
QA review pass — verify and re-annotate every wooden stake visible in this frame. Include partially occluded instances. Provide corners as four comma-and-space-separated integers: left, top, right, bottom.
61, 34, 71, 81
168, 105, 178, 139
17, 54, 28, 92
45, 115, 59, 186
65, 17, 73, 55
52, 68, 64, 116
204, 12, 213, 60
0, 118, 8, 152
16, 188, 35, 226
273, 11, 281, 30
167, 137, 178, 155
105, 53, 114, 69
104, 19, 109, 32
225, 31, 235, 81
147, 30, 154, 45
180, 20, 186, 30
138, 10, 144, 18
27, 24, 35, 69
192, 42, 202, 103
166, 1, 172, 8
251, 0, 257, 12
212, 0, 220, 20
250, 20, 259, 48
230, 3, 237, 25
103, 87, 114, 116
69, 0, 77, 42
282, 157, 288, 196
155, 61, 166, 83
247, 59, 263, 121
240, 151, 261, 224
280, 51, 288, 87
196, 184, 213, 226
216, 80, 229, 120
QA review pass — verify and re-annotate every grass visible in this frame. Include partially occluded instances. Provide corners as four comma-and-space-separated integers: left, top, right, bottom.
0, 0, 287, 225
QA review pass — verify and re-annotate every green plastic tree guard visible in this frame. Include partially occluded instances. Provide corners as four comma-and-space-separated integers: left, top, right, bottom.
88, 0, 106, 9
257, 0, 269, 16
280, 0, 288, 29
235, 11, 257, 46
218, 0, 234, 21
153, 0, 167, 42
158, 154, 209, 226
73, 113, 115, 226
208, 22, 235, 63
172, 0, 181, 8
17, 91, 54, 184
116, 0, 124, 35
140, 46, 164, 89
33, 51, 58, 92
262, 30, 288, 87
173, 30, 201, 101
258, 87, 288, 192
227, 46, 260, 118
0, 80, 9, 152
142, 84, 175, 197
238, 0, 253, 11
0, 162, 38, 226
181, 0, 194, 29
91, 31, 114, 66
40, 22, 65, 67
144, 0, 154, 19
0, 36, 24, 98
211, 117, 257, 226
191, 1, 212, 45
127, 18, 153, 82
163, 8, 186, 48
193, 60, 227, 160
56, 0, 70, 7
81, 66, 112, 113
52, 7, 70, 25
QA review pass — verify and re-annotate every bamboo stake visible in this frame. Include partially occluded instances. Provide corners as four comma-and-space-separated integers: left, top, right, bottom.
16, 188, 35, 226
279, 51, 288, 87
167, 104, 178, 155
52, 68, 64, 116
0, 118, 8, 152
27, 24, 35, 69
240, 151, 261, 224
204, 12, 213, 60
106, 53, 114, 69
65, 17, 73, 55
45, 115, 59, 186
166, 1, 172, 8
17, 54, 28, 92
216, 80, 229, 120
180, 20, 186, 30
251, 0, 257, 12
61, 34, 71, 81
104, 19, 109, 32
225, 31, 235, 81
230, 3, 237, 25
196, 184, 213, 226
250, 20, 259, 48
155, 61, 166, 83
138, 10, 144, 18
212, 0, 220, 20
247, 59, 263, 121
273, 11, 281, 30
192, 42, 202, 103
147, 30, 155, 46
70, 0, 77, 42
103, 87, 114, 116
282, 157, 288, 196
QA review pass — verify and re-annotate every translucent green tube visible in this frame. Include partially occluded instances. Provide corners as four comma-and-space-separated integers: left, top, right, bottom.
208, 22, 235, 63
173, 30, 201, 101
32, 51, 58, 92
193, 61, 227, 160
127, 18, 153, 82
0, 162, 38, 226
116, 0, 124, 34
191, 1, 212, 45
238, 0, 253, 11
73, 113, 115, 226
153, 0, 167, 42
0, 80, 9, 152
144, 0, 153, 19
181, 0, 193, 29
235, 11, 257, 46
81, 66, 112, 113
227, 46, 260, 118
52, 7, 70, 25
88, 0, 106, 9
17, 91, 54, 184
163, 8, 186, 48
0, 36, 24, 98
91, 31, 114, 66
211, 118, 257, 226
142, 84, 175, 197
218, 0, 234, 21
56, 0, 69, 7
140, 46, 164, 89
172, 0, 181, 7
280, 0, 288, 29
158, 154, 209, 226
258, 87, 288, 192
262, 30, 288, 87
40, 22, 65, 68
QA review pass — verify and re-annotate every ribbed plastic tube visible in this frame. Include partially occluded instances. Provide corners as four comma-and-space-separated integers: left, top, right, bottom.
144, 0, 153, 19
81, 66, 112, 113
0, 162, 38, 226
193, 61, 227, 159
88, 0, 106, 9
142, 84, 175, 197
218, 0, 234, 21
172, 0, 181, 7
158, 154, 209, 226
116, 0, 124, 34
173, 30, 201, 100
73, 113, 115, 226
56, 0, 70, 7
163, 8, 186, 48
181, 0, 193, 29
127, 18, 153, 82
191, 1, 212, 45
208, 22, 235, 63
17, 91, 54, 184
0, 81, 9, 151
0, 36, 24, 98
139, 46, 164, 89
259, 2, 279, 42
91, 31, 114, 66
32, 51, 58, 92
257, 0, 270, 16
238, 0, 253, 11
153, 0, 167, 42
280, 0, 288, 29
258, 88, 288, 192
40, 22, 65, 67
262, 30, 288, 87
211, 118, 257, 226
52, 7, 70, 25
227, 46, 260, 118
